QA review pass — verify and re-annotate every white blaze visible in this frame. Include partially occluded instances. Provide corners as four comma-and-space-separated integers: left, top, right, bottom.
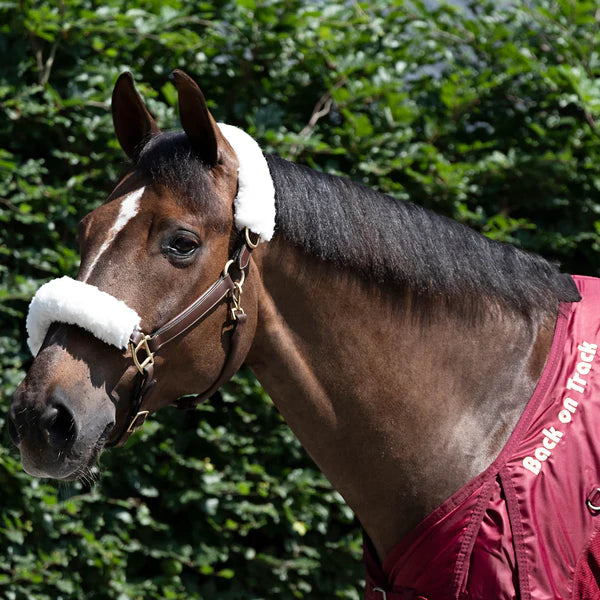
82, 187, 145, 281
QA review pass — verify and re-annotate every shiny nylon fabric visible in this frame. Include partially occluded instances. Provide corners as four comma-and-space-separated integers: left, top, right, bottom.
365, 275, 600, 600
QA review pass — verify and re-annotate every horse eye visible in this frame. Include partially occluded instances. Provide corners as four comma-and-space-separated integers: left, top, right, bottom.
168, 235, 199, 256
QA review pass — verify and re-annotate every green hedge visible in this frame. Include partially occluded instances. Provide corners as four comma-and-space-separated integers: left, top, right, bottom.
1, 0, 600, 598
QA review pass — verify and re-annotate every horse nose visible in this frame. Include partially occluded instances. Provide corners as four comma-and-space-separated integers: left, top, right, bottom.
40, 400, 78, 451
9, 389, 78, 451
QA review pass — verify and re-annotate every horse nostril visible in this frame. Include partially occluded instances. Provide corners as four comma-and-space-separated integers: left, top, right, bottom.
41, 403, 77, 451
40, 406, 58, 430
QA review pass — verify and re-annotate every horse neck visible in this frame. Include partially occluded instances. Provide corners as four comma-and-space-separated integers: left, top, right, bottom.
246, 238, 557, 561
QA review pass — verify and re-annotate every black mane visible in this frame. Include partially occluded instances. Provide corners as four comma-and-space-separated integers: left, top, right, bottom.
134, 131, 580, 319
266, 155, 580, 319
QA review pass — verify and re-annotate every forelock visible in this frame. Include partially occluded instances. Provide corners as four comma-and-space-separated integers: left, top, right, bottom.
135, 131, 221, 214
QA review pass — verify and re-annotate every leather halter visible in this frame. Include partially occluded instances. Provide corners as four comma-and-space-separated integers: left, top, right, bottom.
106, 228, 260, 447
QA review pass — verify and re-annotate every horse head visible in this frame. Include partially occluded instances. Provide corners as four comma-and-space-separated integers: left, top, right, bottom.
9, 70, 263, 480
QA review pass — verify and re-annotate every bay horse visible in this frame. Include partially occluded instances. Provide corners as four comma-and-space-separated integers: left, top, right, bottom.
10, 70, 600, 599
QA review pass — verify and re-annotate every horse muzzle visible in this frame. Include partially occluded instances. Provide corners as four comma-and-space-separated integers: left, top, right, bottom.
9, 382, 115, 480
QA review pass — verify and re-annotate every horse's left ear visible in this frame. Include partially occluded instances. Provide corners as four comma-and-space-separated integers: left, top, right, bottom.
171, 69, 225, 166
112, 72, 161, 160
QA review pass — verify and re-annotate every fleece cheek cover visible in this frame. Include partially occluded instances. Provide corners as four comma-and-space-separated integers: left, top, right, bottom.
26, 276, 141, 356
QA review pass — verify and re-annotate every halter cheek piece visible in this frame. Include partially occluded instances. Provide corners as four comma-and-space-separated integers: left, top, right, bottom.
106, 228, 260, 447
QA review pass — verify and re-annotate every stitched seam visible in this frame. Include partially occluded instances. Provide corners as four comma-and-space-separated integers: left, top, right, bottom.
500, 467, 530, 600
451, 479, 495, 597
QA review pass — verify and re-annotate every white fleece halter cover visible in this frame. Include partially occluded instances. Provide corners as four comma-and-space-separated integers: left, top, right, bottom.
26, 124, 275, 356
217, 123, 275, 242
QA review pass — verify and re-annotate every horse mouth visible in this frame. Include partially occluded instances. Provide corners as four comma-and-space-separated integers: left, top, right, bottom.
56, 449, 103, 483
61, 439, 111, 483
20, 420, 114, 482
63, 421, 115, 482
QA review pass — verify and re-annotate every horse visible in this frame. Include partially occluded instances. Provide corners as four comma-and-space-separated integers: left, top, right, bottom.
10, 70, 600, 599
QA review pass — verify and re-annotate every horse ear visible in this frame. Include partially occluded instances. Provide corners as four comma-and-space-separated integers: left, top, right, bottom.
170, 69, 221, 165
112, 72, 160, 160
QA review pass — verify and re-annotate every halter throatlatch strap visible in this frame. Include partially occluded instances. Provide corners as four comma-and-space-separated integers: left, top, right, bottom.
106, 229, 260, 447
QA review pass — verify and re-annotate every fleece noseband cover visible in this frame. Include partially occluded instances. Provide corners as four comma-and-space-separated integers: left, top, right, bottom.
26, 276, 141, 356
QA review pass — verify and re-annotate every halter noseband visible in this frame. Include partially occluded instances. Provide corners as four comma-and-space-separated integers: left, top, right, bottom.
106, 228, 260, 447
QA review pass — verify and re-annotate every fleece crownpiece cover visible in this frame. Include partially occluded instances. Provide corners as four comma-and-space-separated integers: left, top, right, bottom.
218, 123, 276, 242
26, 277, 141, 356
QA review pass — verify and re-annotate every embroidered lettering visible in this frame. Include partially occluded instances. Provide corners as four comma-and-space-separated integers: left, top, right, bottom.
567, 373, 586, 394
523, 340, 596, 475
564, 397, 578, 412
542, 427, 562, 444
577, 361, 592, 376
543, 437, 556, 450
579, 342, 598, 354
535, 447, 552, 461
523, 456, 541, 475
558, 409, 572, 424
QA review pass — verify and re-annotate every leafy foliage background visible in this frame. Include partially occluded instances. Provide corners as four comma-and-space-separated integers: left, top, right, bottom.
2, 0, 600, 598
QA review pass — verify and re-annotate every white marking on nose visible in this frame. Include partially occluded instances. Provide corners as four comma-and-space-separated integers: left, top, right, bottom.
82, 186, 145, 282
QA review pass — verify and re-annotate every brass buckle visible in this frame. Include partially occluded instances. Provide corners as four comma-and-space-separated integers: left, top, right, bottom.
130, 334, 154, 375
127, 410, 149, 433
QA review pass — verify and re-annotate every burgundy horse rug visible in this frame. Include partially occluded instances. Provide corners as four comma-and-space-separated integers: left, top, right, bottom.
365, 275, 600, 600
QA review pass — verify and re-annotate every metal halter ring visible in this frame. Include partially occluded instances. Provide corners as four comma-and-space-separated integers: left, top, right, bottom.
222, 259, 246, 287
245, 227, 260, 249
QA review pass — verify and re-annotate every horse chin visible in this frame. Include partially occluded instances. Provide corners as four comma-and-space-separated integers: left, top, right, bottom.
20, 422, 112, 482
